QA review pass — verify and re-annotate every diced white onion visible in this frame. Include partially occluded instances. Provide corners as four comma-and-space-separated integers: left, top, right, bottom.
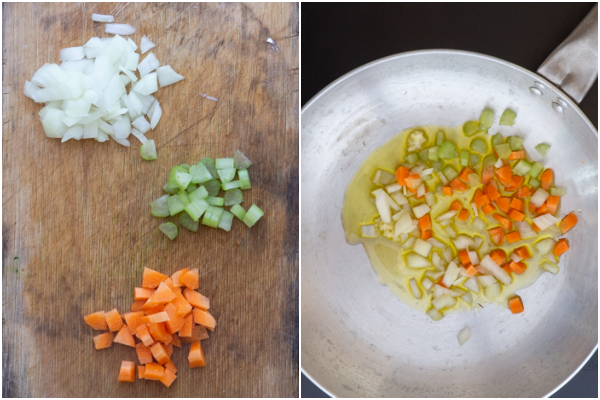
130, 128, 148, 144
385, 182, 401, 193
437, 171, 448, 185
457, 327, 471, 346
132, 72, 158, 95
461, 291, 473, 305
61, 59, 93, 73
442, 261, 459, 287
412, 204, 430, 219
405, 252, 432, 269
140, 35, 156, 54
127, 38, 138, 52
427, 238, 446, 250
138, 52, 160, 78
474, 236, 483, 249
509, 253, 523, 263
454, 235, 475, 250
494, 157, 504, 168
401, 236, 416, 249
480, 255, 511, 285
41, 108, 68, 138
105, 23, 136, 35
421, 277, 434, 291
361, 225, 376, 238
409, 278, 422, 299
485, 282, 501, 299
436, 210, 457, 222
468, 251, 479, 265
442, 247, 452, 263
132, 116, 151, 134
541, 262, 559, 275
463, 277, 480, 293
420, 168, 434, 177
413, 238, 432, 258
119, 67, 138, 83
416, 183, 426, 198
427, 308, 444, 321
534, 238, 556, 255
113, 137, 131, 147
532, 213, 559, 231
444, 226, 457, 239
432, 294, 456, 310
59, 47, 85, 61
530, 188, 550, 207
61, 124, 84, 142
477, 274, 497, 288
472, 217, 486, 231
32, 63, 70, 88
156, 65, 184, 87
390, 191, 408, 206
424, 192, 435, 207
92, 13, 114, 22
23, 81, 41, 100
409, 165, 425, 175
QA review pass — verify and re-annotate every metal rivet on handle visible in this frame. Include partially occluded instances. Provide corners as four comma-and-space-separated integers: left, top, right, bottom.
552, 102, 564, 113
534, 81, 546, 90
557, 98, 568, 109
529, 87, 542, 95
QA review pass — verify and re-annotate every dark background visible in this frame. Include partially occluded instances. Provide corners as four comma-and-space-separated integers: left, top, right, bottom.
300, 3, 598, 398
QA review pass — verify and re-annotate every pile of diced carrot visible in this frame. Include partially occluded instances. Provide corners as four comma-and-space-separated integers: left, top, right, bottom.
83, 267, 216, 387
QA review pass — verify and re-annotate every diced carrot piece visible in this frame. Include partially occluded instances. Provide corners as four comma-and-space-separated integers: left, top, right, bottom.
105, 309, 124, 332
528, 201, 537, 214
395, 166, 410, 186
515, 186, 531, 199
141, 311, 171, 324
473, 189, 484, 203
509, 261, 527, 274
475, 194, 491, 209
418, 214, 431, 231
532, 223, 541, 233
508, 150, 525, 160
406, 174, 421, 192
495, 197, 511, 213
443, 187, 453, 196
164, 359, 178, 374
508, 209, 525, 222
465, 264, 478, 277
135, 343, 154, 364
509, 296, 524, 314
171, 333, 182, 348
163, 303, 186, 334
506, 230, 522, 244
514, 246, 532, 260
436, 278, 447, 289
458, 250, 470, 265
193, 309, 216, 331
93, 331, 114, 350
179, 314, 194, 337
114, 326, 136, 347
495, 165, 513, 186
134, 287, 155, 301
458, 209, 469, 221
130, 301, 145, 312
84, 311, 108, 331
159, 368, 177, 388
553, 238, 569, 257
420, 229, 432, 240
450, 200, 462, 211
546, 195, 560, 215
493, 213, 512, 230
171, 292, 193, 316
165, 343, 174, 358
163, 277, 178, 292
488, 227, 505, 246
144, 363, 165, 380
481, 165, 495, 184
490, 249, 506, 266
118, 360, 136, 382
183, 288, 210, 311
486, 184, 501, 202
502, 264, 513, 275
136, 324, 155, 347
171, 268, 190, 287
509, 197, 524, 212
540, 169, 553, 191
450, 178, 469, 191
148, 322, 171, 343
188, 341, 206, 368
123, 311, 146, 335
559, 212, 578, 234
143, 303, 165, 314
148, 282, 177, 304
481, 203, 495, 216
536, 203, 548, 215
180, 268, 199, 290
508, 175, 524, 189
458, 167, 474, 182
151, 342, 171, 365
142, 267, 169, 289
180, 325, 210, 344
138, 365, 146, 379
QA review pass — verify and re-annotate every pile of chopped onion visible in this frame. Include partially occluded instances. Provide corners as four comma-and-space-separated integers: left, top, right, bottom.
23, 13, 185, 161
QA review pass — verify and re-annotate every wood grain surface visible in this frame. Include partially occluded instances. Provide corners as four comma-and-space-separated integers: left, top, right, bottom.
2, 2, 298, 397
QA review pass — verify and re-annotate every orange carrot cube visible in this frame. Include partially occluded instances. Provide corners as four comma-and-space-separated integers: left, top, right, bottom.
509, 261, 527, 274
506, 230, 522, 244
179, 314, 194, 338
117, 360, 136, 382
93, 331, 114, 350
144, 362, 165, 380
171, 268, 190, 287
151, 342, 171, 365
183, 288, 210, 311
142, 267, 169, 289
141, 311, 171, 324
509, 296, 524, 314
193, 309, 217, 331
188, 341, 206, 368
135, 343, 154, 365
134, 287, 155, 300
114, 326, 136, 347
138, 365, 146, 379
104, 309, 124, 332
180, 268, 199, 290
123, 311, 146, 334
159, 368, 177, 388
84, 311, 108, 331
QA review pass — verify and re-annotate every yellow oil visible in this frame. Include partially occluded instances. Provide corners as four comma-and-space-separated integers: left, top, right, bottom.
341, 124, 560, 315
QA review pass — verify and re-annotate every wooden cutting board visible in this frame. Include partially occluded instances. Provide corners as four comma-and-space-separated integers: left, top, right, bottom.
2, 2, 298, 397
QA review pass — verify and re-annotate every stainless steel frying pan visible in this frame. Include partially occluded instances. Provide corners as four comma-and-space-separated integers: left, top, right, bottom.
301, 6, 597, 398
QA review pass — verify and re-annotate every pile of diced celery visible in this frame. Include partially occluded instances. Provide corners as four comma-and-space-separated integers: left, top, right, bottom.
151, 150, 264, 240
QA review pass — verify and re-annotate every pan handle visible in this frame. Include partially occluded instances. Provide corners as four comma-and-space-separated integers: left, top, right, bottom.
537, 4, 598, 104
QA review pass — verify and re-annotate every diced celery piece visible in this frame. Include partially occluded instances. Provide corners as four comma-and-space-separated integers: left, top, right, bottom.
140, 139, 157, 160
508, 136, 523, 151
535, 143, 551, 157
184, 199, 209, 221
188, 185, 209, 202
436, 131, 444, 146
491, 133, 504, 146
528, 162, 543, 178
470, 154, 480, 168
233, 150, 252, 169
230, 204, 246, 220
217, 210, 234, 232
430, 160, 443, 172
179, 164, 190, 171
483, 155, 496, 167
438, 141, 458, 160
494, 143, 512, 159
442, 165, 458, 182
499, 109, 516, 126
470, 138, 487, 154
166, 195, 185, 216
550, 187, 566, 196
200, 179, 221, 196
199, 157, 218, 179
428, 146, 439, 161
463, 121, 478, 136
165, 166, 187, 192
419, 148, 429, 162
529, 178, 540, 188
207, 196, 225, 206
224, 188, 244, 206
159, 222, 178, 240
406, 153, 419, 165
215, 158, 234, 170
186, 184, 198, 194
163, 184, 179, 195
217, 167, 236, 183
174, 171, 192, 190
179, 211, 199, 232
460, 150, 469, 166
177, 190, 190, 206
479, 109, 494, 129
242, 204, 264, 228
150, 195, 170, 217
513, 160, 532, 176
202, 205, 224, 228
221, 180, 242, 191
238, 169, 251, 190
189, 163, 213, 184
